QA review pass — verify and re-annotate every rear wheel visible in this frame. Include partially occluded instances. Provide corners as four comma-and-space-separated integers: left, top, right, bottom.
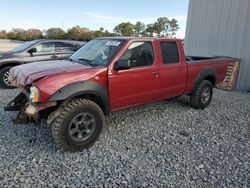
190, 80, 213, 109
0, 66, 15, 89
51, 99, 105, 152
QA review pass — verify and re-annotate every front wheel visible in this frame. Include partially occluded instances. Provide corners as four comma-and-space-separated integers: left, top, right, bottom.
0, 66, 15, 89
190, 80, 213, 109
51, 99, 105, 152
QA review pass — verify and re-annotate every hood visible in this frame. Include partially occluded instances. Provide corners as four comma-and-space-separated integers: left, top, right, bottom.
9, 60, 91, 87
0, 51, 14, 57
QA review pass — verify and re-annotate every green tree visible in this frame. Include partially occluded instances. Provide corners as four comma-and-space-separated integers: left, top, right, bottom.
113, 22, 135, 36
46, 28, 66, 39
154, 17, 169, 37
103, 30, 114, 37
168, 19, 180, 38
134, 21, 145, 36
66, 26, 94, 41
99, 27, 104, 32
93, 27, 106, 38
146, 24, 155, 37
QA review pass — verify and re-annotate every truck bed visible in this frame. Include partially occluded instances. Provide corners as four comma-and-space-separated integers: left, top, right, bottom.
185, 56, 230, 93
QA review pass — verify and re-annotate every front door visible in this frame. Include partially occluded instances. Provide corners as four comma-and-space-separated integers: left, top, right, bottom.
26, 41, 58, 63
108, 41, 160, 111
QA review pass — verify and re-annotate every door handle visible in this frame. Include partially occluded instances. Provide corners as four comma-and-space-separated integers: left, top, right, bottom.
51, 55, 58, 58
152, 70, 158, 75
177, 67, 183, 72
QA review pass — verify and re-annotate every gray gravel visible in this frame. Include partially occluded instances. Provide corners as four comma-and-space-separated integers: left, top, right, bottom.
0, 88, 249, 187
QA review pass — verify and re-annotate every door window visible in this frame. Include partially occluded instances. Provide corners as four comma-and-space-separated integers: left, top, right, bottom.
56, 42, 77, 52
160, 42, 179, 64
120, 41, 154, 68
35, 42, 55, 53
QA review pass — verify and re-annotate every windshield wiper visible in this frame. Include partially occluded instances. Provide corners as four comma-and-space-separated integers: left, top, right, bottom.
68, 57, 74, 62
78, 58, 92, 63
77, 58, 93, 67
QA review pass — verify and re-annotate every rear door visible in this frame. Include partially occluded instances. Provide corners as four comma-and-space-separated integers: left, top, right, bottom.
108, 40, 160, 111
55, 42, 78, 59
158, 41, 187, 98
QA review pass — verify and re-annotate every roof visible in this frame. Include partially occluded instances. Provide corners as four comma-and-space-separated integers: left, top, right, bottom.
31, 39, 86, 44
97, 36, 181, 42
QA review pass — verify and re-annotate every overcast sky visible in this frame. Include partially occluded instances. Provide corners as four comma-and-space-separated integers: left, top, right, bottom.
0, 0, 189, 38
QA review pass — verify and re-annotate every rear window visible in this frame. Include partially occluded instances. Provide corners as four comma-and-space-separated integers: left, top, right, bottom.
160, 42, 179, 64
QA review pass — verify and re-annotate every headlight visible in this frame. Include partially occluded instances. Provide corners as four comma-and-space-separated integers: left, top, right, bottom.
30, 86, 40, 102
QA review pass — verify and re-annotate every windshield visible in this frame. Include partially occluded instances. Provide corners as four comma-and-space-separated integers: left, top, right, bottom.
11, 40, 37, 53
70, 39, 125, 67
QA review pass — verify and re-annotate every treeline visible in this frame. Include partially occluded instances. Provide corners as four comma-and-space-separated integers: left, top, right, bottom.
0, 26, 113, 41
0, 17, 180, 41
114, 17, 179, 37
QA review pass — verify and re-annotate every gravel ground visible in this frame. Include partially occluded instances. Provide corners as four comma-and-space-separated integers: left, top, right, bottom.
0, 88, 249, 187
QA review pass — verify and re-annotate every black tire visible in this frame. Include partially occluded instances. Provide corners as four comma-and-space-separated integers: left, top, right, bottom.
0, 66, 15, 89
51, 99, 105, 152
190, 80, 213, 109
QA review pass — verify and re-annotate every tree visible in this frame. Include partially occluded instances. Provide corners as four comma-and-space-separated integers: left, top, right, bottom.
113, 22, 135, 36
46, 28, 66, 39
8, 28, 26, 40
99, 27, 104, 32
25, 29, 43, 40
93, 27, 106, 38
146, 24, 155, 37
134, 21, 145, 36
103, 30, 114, 37
0, 30, 7, 39
66, 26, 95, 41
154, 17, 169, 37
168, 19, 180, 38
67, 25, 85, 40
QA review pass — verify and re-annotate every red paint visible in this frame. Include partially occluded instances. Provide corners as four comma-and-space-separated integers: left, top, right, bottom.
34, 38, 229, 112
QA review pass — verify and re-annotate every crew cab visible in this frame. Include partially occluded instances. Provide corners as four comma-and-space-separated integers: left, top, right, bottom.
5, 37, 230, 151
0, 39, 85, 88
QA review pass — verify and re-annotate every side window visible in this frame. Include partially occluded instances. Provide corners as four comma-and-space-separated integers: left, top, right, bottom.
120, 41, 154, 68
35, 42, 55, 53
56, 42, 77, 53
160, 42, 179, 64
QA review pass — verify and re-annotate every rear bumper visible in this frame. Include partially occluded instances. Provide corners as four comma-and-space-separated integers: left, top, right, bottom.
4, 92, 57, 124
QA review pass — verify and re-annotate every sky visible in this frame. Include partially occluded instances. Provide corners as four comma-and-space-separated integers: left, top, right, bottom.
0, 0, 189, 38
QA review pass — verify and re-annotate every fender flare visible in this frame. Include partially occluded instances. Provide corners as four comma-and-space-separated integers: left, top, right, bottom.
48, 81, 110, 114
191, 68, 217, 94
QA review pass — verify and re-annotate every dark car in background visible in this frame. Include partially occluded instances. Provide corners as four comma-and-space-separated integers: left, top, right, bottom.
0, 39, 85, 88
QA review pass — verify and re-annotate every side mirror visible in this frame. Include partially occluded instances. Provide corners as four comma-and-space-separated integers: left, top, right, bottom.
27, 47, 37, 54
114, 60, 130, 71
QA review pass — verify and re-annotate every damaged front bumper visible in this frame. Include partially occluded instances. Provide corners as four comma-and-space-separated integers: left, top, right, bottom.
4, 92, 57, 124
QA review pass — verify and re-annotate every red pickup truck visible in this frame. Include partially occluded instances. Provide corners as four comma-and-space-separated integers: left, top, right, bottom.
5, 37, 230, 151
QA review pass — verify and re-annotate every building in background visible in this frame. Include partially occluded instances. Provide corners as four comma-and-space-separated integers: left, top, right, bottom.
184, 0, 250, 91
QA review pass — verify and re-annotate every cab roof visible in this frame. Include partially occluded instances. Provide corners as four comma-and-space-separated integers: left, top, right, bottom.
97, 36, 181, 42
